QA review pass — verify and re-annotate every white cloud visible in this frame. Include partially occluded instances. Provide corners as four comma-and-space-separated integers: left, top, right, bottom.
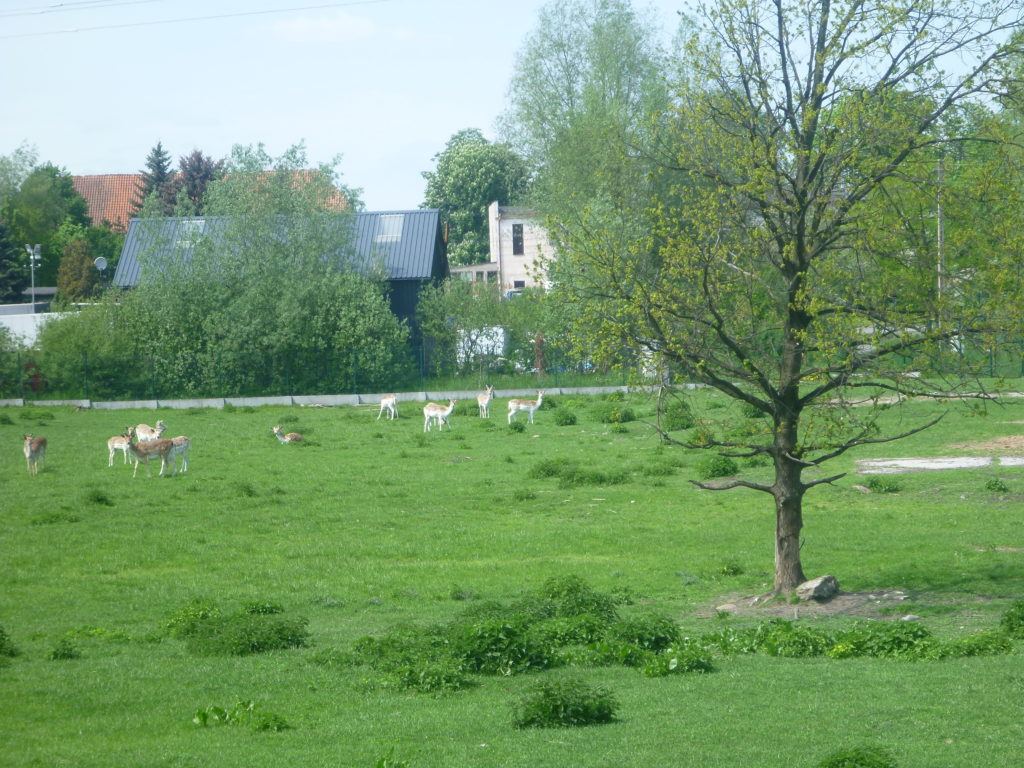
269, 11, 378, 44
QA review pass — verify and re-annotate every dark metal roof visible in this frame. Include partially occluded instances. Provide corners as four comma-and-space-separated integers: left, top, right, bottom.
113, 210, 445, 288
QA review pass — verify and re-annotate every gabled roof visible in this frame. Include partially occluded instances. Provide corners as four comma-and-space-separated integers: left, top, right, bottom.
113, 209, 446, 287
72, 174, 142, 232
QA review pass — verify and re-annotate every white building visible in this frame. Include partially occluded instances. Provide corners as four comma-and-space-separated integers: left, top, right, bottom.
450, 201, 555, 296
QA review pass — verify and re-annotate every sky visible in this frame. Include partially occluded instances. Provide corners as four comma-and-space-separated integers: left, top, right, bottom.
0, 0, 687, 211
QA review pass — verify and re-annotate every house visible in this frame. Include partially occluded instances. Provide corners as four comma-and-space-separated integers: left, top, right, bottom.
112, 209, 448, 333
72, 174, 142, 232
449, 201, 555, 296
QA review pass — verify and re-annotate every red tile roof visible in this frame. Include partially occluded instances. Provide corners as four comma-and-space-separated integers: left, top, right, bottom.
72, 174, 141, 233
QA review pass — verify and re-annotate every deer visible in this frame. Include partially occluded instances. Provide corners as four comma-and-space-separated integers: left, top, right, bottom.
272, 426, 303, 443
134, 420, 167, 442
23, 434, 46, 476
168, 435, 191, 473
477, 385, 495, 418
107, 429, 133, 466
508, 390, 544, 424
377, 394, 398, 420
423, 399, 456, 432
125, 427, 175, 477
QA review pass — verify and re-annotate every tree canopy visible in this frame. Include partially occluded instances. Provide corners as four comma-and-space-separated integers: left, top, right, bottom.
507, 0, 1024, 591
421, 128, 531, 266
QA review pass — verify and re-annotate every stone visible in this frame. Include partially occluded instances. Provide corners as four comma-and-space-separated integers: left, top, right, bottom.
900, 614, 922, 622
715, 603, 738, 614
795, 575, 839, 601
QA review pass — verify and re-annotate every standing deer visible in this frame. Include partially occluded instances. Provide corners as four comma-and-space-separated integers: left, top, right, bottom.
168, 435, 191, 473
477, 385, 495, 418
23, 434, 46, 476
272, 426, 303, 443
134, 420, 167, 442
508, 391, 544, 424
377, 394, 398, 420
423, 399, 456, 432
125, 428, 175, 477
107, 429, 133, 466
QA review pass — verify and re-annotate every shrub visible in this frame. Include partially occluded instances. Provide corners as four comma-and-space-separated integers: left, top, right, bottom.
242, 600, 284, 615
604, 614, 681, 653
866, 476, 902, 494
165, 599, 222, 639
593, 402, 636, 424
640, 641, 715, 677
719, 561, 744, 576
697, 454, 738, 480
49, 638, 81, 660
751, 620, 832, 658
451, 617, 553, 675
610, 423, 629, 434
397, 661, 471, 694
688, 426, 716, 448
184, 613, 309, 656
528, 458, 578, 479
192, 700, 290, 732
829, 621, 936, 660
0, 625, 19, 658
1000, 600, 1024, 639
557, 466, 628, 488
508, 421, 526, 434
940, 630, 1012, 658
352, 624, 448, 672
513, 678, 618, 728
816, 746, 898, 768
538, 575, 620, 623
660, 399, 695, 431
528, 615, 608, 647
553, 408, 577, 426
985, 478, 1009, 493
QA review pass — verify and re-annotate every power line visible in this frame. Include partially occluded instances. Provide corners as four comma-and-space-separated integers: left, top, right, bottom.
0, 0, 166, 18
0, 0, 396, 39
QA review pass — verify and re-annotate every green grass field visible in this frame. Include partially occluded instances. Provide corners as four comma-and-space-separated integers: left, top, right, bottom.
1, 390, 1022, 767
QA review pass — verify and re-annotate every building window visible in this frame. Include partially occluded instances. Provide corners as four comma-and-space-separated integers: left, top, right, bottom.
375, 214, 404, 244
512, 223, 524, 255
513, 280, 526, 289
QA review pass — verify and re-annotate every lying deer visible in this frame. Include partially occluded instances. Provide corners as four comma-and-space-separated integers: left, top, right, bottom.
107, 429, 133, 466
477, 385, 495, 418
377, 394, 398, 420
23, 434, 46, 476
508, 391, 544, 424
134, 420, 167, 442
272, 426, 303, 443
126, 428, 175, 477
423, 399, 456, 432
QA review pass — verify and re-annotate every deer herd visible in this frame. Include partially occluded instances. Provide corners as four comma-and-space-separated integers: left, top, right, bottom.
18, 387, 545, 477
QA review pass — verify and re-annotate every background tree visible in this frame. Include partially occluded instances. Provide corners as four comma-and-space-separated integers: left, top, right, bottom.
1, 164, 91, 286
0, 220, 26, 302
509, 0, 1024, 592
132, 141, 176, 216
421, 128, 531, 265
56, 236, 99, 301
172, 149, 225, 215
0, 142, 38, 210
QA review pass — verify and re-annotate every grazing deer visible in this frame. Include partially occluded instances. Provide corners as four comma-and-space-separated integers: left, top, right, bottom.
272, 426, 303, 443
168, 436, 191, 474
126, 428, 174, 477
107, 429, 133, 466
423, 399, 456, 432
477, 385, 495, 418
23, 434, 46, 476
134, 420, 167, 442
508, 391, 544, 424
377, 394, 398, 420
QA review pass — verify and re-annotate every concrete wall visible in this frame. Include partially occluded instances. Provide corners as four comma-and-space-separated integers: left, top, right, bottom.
0, 312, 63, 346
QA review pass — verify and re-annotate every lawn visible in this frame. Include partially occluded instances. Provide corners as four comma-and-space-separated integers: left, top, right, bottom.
1, 390, 1022, 767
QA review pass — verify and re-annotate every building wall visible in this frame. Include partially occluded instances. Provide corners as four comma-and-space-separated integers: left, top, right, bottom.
487, 202, 554, 294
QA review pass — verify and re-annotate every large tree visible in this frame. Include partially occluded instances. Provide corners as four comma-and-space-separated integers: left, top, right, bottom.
510, 0, 1024, 591
421, 129, 531, 265
132, 141, 176, 216
0, 219, 25, 302
173, 149, 225, 214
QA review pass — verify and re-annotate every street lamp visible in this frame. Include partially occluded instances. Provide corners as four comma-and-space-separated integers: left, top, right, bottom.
24, 244, 41, 314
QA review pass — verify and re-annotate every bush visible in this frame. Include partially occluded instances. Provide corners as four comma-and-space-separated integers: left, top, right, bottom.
604, 614, 680, 653
397, 660, 471, 694
640, 641, 715, 677
866, 476, 902, 494
553, 408, 577, 426
940, 630, 1012, 658
985, 478, 1009, 493
48, 638, 81, 660
828, 621, 936, 660
557, 466, 628, 488
660, 398, 695, 431
1000, 600, 1024, 639
450, 617, 553, 675
508, 421, 526, 434
593, 402, 636, 424
538, 575, 620, 623
528, 458, 578, 479
816, 746, 898, 768
192, 699, 290, 732
242, 600, 284, 615
513, 678, 618, 728
165, 599, 222, 639
697, 454, 738, 480
528, 615, 608, 647
184, 613, 310, 656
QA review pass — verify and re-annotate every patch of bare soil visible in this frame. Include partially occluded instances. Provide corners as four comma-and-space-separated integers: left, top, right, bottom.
950, 435, 1024, 454
697, 589, 916, 619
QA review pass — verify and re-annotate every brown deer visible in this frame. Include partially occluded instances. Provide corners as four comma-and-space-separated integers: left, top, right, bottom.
107, 429, 133, 466
272, 426, 303, 443
423, 400, 456, 432
23, 434, 46, 476
508, 391, 544, 424
377, 394, 398, 420
126, 428, 175, 477
477, 385, 495, 418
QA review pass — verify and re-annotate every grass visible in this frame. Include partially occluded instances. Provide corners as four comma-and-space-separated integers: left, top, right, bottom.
1, 390, 1023, 766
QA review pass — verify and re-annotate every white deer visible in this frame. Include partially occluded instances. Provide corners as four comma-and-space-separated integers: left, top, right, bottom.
168, 436, 191, 474
423, 399, 456, 432
134, 420, 167, 442
508, 390, 544, 424
107, 429, 133, 466
23, 434, 46, 476
125, 428, 175, 477
477, 385, 495, 418
377, 394, 398, 420
272, 426, 303, 443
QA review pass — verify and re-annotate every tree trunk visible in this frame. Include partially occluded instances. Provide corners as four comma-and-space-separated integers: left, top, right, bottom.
773, 459, 806, 592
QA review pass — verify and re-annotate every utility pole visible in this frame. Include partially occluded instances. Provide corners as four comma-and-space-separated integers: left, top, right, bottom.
24, 244, 40, 313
